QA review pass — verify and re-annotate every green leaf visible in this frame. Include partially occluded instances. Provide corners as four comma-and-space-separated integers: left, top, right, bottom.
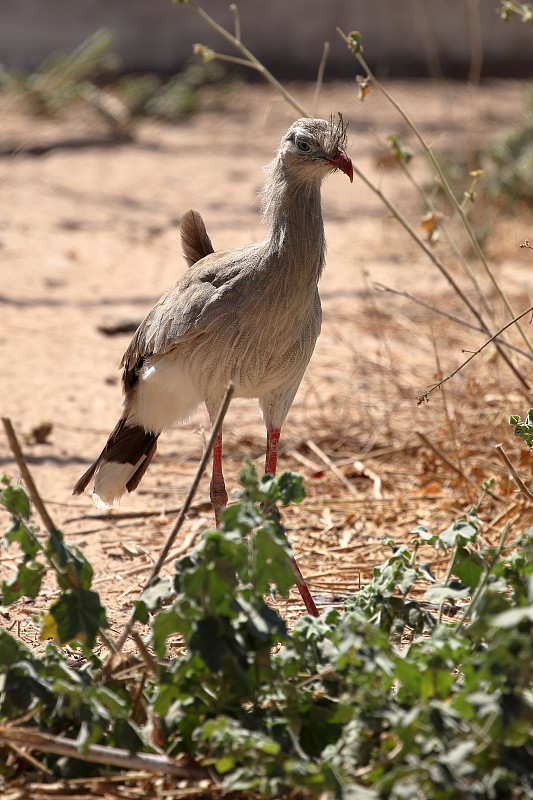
0, 629, 32, 667
238, 598, 287, 643
252, 525, 295, 597
397, 567, 418, 597
189, 615, 247, 675
1, 559, 46, 604
45, 529, 93, 591
134, 576, 174, 623
276, 471, 306, 506
453, 547, 485, 590
41, 589, 108, 647
0, 483, 31, 520
424, 585, 471, 604
215, 754, 235, 773
411, 525, 433, 542
3, 520, 41, 558
491, 605, 533, 628
151, 606, 186, 659
439, 519, 477, 549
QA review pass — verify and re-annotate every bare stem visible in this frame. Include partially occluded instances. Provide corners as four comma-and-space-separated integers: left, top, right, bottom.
417, 305, 533, 404
338, 27, 533, 358
351, 161, 531, 395
494, 443, 533, 502
2, 417, 57, 534
186, 0, 308, 117
0, 724, 209, 780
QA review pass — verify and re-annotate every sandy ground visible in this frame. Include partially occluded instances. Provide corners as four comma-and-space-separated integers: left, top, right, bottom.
1, 78, 533, 651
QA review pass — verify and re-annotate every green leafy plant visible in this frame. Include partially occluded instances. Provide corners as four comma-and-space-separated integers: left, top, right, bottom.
0, 29, 118, 116
0, 475, 108, 650
118, 57, 231, 120
2, 465, 533, 797
0, 29, 233, 133
500, 1, 533, 25
510, 408, 533, 448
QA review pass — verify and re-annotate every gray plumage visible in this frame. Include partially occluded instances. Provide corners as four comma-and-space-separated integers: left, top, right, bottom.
74, 116, 353, 508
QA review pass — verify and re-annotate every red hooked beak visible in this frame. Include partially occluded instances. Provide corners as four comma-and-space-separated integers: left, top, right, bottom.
327, 150, 353, 183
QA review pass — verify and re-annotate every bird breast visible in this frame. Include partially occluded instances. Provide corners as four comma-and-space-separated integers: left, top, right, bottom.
180, 279, 322, 400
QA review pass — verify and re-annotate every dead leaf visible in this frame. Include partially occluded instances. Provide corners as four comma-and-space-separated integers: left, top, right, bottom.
414, 481, 441, 496
356, 75, 371, 101
420, 210, 443, 243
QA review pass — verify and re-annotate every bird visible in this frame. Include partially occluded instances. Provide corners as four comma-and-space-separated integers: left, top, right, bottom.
73, 115, 353, 616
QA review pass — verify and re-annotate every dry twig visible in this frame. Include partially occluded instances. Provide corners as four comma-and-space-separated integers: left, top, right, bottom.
494, 443, 533, 502
417, 430, 504, 505
2, 417, 57, 534
306, 439, 359, 497
417, 306, 533, 405
0, 724, 209, 781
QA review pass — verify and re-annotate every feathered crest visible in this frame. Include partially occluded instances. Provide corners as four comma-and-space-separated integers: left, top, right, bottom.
324, 112, 348, 157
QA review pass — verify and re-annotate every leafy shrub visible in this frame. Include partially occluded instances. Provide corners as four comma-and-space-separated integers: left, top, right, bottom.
2, 466, 533, 797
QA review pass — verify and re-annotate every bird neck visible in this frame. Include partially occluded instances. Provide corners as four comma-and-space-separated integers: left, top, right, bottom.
261, 161, 326, 282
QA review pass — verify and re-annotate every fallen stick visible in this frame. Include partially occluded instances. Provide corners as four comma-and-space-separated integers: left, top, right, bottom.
305, 438, 359, 497
0, 724, 209, 781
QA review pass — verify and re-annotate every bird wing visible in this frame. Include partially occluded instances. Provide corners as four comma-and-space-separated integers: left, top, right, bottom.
121, 243, 263, 388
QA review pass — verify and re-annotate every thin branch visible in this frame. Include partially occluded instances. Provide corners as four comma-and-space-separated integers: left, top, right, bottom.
417, 305, 533, 404
204, 52, 258, 69
114, 383, 235, 652
0, 724, 209, 781
494, 443, 533, 502
185, 0, 308, 117
229, 2, 241, 41
351, 160, 531, 394
338, 26, 533, 359
2, 417, 58, 534
312, 41, 330, 117
373, 282, 533, 362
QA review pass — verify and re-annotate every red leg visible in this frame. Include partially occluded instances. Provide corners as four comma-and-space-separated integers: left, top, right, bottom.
291, 557, 319, 617
266, 424, 319, 617
265, 425, 281, 475
210, 429, 228, 527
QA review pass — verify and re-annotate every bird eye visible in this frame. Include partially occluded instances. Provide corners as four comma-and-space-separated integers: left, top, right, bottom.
296, 138, 312, 153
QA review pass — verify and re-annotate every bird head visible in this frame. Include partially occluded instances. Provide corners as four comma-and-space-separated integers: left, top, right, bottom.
280, 114, 353, 183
